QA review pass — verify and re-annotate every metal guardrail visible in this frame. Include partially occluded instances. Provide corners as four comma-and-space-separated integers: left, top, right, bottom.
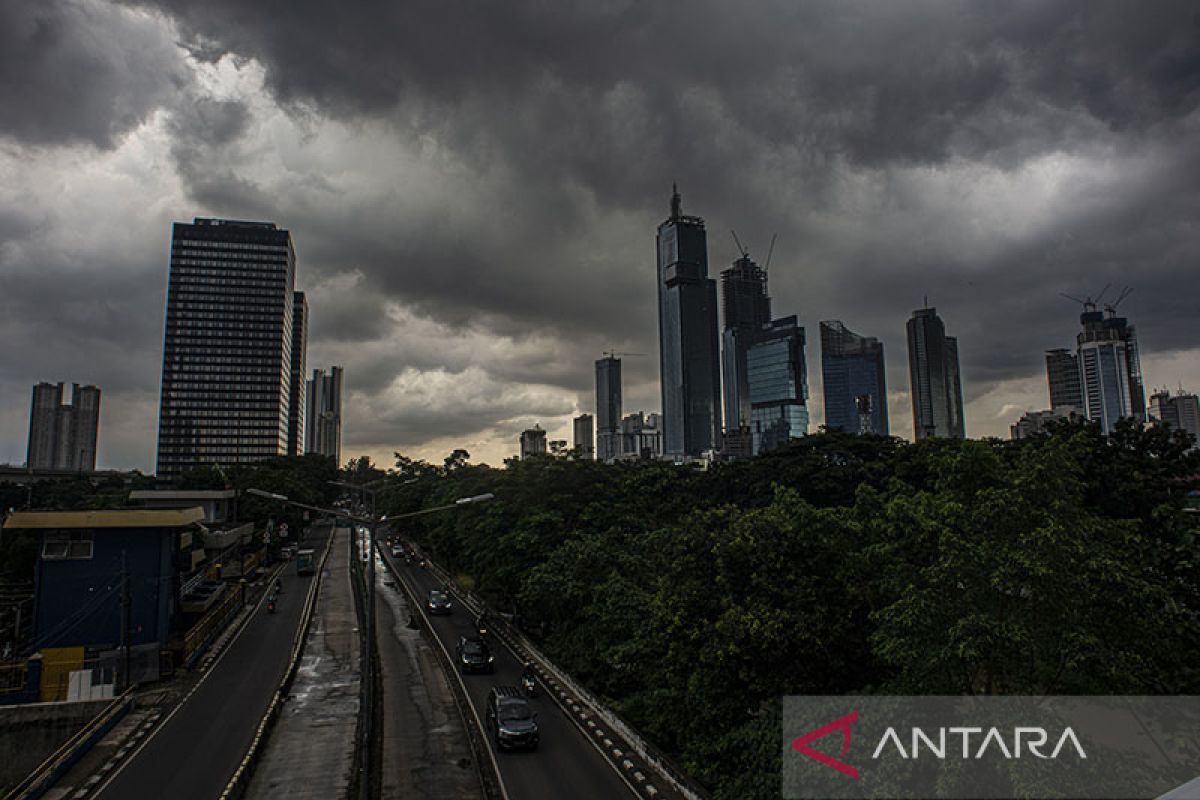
416, 551, 710, 800
217, 530, 334, 800
5, 688, 135, 800
377, 547, 508, 800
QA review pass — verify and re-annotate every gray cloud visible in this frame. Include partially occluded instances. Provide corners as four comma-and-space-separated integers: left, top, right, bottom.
0, 0, 188, 149
3, 1, 1200, 467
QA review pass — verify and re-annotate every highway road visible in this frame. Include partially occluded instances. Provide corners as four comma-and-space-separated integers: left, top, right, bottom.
94, 523, 332, 800
380, 546, 637, 800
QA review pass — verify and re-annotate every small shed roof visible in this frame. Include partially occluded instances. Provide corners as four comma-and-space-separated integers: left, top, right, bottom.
2, 508, 206, 530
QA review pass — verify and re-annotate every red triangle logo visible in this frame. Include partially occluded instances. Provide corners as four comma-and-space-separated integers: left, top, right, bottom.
790, 709, 860, 780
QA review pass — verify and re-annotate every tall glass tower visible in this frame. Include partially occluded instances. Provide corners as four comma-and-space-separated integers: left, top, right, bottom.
595, 355, 622, 463
656, 185, 722, 457
720, 254, 772, 432
156, 218, 300, 479
820, 320, 888, 435
906, 307, 965, 439
1076, 308, 1144, 433
746, 316, 809, 454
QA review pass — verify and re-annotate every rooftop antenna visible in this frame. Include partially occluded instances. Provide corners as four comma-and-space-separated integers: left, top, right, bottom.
763, 233, 777, 271
730, 230, 749, 260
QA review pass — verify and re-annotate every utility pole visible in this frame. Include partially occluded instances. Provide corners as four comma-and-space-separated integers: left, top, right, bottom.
119, 550, 131, 692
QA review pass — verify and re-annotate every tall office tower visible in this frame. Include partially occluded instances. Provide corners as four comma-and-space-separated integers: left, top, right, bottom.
595, 355, 622, 463
157, 218, 297, 479
746, 316, 809, 454
573, 414, 594, 460
287, 292, 308, 456
906, 307, 965, 439
520, 425, 547, 459
1149, 388, 1200, 446
657, 185, 722, 457
1045, 348, 1084, 411
26, 382, 101, 471
720, 253, 772, 432
306, 366, 344, 464
820, 320, 889, 435
1076, 306, 1145, 433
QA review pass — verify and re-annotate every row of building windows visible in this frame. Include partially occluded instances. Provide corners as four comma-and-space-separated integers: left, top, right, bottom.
175, 239, 289, 252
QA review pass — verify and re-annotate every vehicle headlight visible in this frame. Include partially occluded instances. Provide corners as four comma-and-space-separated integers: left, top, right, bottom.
488, 655, 495, 663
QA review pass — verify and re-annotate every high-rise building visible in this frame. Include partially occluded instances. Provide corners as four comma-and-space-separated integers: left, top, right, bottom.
520, 425, 547, 459
720, 253, 772, 432
618, 412, 664, 460
572, 414, 594, 460
746, 316, 809, 454
906, 307, 965, 439
820, 320, 889, 435
306, 366, 343, 465
287, 292, 308, 457
1045, 348, 1083, 411
595, 356, 622, 463
26, 382, 101, 471
156, 218, 299, 479
656, 185, 722, 457
1149, 388, 1200, 446
1076, 306, 1145, 433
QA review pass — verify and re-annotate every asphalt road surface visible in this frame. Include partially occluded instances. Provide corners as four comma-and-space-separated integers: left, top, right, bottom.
94, 524, 332, 800
381, 547, 636, 800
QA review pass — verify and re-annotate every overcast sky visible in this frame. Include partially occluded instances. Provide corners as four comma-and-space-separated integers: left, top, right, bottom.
1, 0, 1198, 471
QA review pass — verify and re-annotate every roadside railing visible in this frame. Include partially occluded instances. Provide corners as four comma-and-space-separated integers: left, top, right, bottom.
4, 688, 135, 800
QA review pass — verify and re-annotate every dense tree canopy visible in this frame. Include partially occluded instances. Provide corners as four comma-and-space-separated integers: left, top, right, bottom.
378, 422, 1200, 798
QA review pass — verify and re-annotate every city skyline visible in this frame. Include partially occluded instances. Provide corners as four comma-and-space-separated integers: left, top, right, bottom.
2, 1, 1200, 470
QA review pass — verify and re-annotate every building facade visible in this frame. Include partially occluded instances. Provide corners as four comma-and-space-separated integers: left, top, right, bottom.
1045, 348, 1084, 411
1076, 308, 1145, 434
287, 292, 308, 457
156, 218, 302, 479
27, 382, 101, 471
617, 412, 664, 461
656, 185, 722, 457
906, 307, 965, 439
746, 316, 809, 455
720, 254, 772, 432
573, 414, 594, 460
519, 425, 547, 459
595, 356, 622, 463
1149, 388, 1200, 447
820, 320, 889, 435
1011, 407, 1082, 439
305, 366, 343, 464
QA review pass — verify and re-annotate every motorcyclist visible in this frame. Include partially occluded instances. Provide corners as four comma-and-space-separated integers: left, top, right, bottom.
475, 611, 490, 636
274, 577, 282, 593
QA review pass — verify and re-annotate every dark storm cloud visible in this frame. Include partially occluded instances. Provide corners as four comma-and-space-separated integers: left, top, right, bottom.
0, 0, 187, 149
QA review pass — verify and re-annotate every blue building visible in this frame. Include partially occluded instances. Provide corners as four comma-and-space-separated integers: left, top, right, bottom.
820, 320, 889, 435
746, 316, 809, 454
656, 185, 722, 457
3, 508, 206, 699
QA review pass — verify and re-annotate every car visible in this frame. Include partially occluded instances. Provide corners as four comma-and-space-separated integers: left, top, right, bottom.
390, 544, 405, 558
427, 589, 452, 615
485, 686, 539, 751
455, 635, 494, 674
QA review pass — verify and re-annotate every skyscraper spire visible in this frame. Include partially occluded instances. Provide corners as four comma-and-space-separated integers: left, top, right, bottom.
670, 183, 682, 218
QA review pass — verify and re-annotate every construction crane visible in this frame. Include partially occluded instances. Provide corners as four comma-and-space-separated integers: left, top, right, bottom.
1104, 286, 1134, 316
601, 351, 646, 360
730, 230, 750, 260
763, 233, 777, 271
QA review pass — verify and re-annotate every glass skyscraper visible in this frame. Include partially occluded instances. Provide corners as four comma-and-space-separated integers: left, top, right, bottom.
906, 307, 965, 439
820, 320, 888, 435
156, 218, 303, 479
746, 316, 808, 454
26, 382, 101, 471
306, 366, 343, 464
656, 185, 722, 457
1076, 308, 1144, 433
288, 291, 308, 457
595, 355, 622, 463
720, 254, 772, 432
1045, 347, 1084, 410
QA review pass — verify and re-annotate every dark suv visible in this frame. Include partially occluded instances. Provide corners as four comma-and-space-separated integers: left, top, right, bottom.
485, 686, 539, 750
427, 589, 452, 615
455, 635, 494, 674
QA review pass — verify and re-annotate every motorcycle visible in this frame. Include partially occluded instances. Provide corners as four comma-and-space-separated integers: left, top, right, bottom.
267, 596, 277, 614
274, 577, 282, 594
521, 672, 538, 698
